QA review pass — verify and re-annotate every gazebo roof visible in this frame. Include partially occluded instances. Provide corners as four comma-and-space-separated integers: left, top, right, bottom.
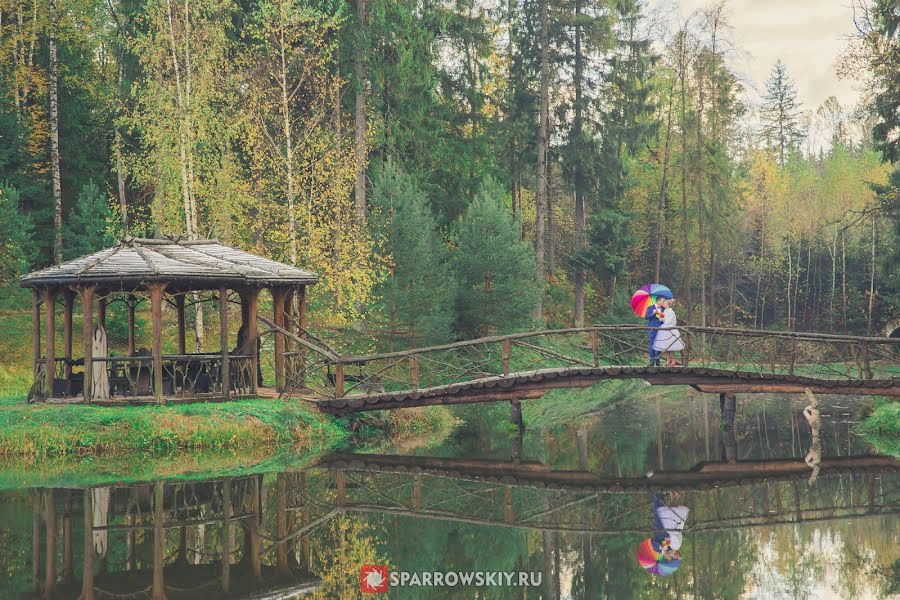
20, 236, 319, 290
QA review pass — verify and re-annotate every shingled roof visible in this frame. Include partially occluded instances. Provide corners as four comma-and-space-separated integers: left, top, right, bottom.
20, 236, 319, 289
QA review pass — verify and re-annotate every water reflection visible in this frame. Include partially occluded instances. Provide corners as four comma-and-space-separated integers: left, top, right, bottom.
3, 392, 899, 599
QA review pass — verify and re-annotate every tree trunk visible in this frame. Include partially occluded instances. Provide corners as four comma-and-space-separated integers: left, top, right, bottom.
49, 0, 62, 263
678, 33, 692, 320
279, 2, 297, 266
868, 211, 876, 333
115, 58, 127, 230
841, 230, 847, 328
696, 58, 706, 327
354, 0, 367, 221
655, 76, 675, 283
533, 0, 549, 320
572, 0, 585, 326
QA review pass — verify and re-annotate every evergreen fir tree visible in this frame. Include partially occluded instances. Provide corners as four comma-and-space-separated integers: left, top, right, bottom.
0, 184, 34, 306
371, 163, 456, 348
760, 60, 805, 164
453, 178, 540, 337
62, 180, 116, 260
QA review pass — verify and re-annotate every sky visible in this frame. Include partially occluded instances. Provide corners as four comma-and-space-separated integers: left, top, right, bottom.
664, 0, 863, 113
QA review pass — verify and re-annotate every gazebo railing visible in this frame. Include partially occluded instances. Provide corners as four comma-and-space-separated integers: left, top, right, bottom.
36, 353, 257, 401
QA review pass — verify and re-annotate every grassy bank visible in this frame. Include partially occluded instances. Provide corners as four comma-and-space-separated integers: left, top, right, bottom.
0, 393, 459, 459
856, 400, 900, 457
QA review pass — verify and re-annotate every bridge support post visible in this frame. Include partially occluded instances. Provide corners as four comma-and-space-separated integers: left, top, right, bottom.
509, 399, 524, 429
719, 393, 737, 463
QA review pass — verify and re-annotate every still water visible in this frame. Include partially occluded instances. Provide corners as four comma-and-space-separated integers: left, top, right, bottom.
0, 390, 897, 599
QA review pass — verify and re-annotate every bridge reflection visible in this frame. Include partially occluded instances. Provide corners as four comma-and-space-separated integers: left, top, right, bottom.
26, 450, 898, 599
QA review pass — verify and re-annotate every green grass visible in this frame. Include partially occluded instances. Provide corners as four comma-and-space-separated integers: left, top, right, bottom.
0, 394, 353, 457
856, 399, 900, 457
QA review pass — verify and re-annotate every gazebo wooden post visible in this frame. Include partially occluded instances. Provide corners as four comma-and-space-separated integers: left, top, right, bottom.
272, 287, 287, 393
150, 283, 166, 405
249, 476, 262, 580
245, 288, 260, 395
81, 490, 94, 600
63, 290, 74, 394
81, 286, 95, 403
219, 287, 229, 399
297, 285, 307, 386
97, 294, 107, 331
126, 294, 136, 355
175, 293, 187, 355
221, 479, 231, 593
44, 489, 57, 597
152, 481, 165, 600
63, 490, 73, 583
275, 473, 289, 576
32, 288, 41, 379
283, 289, 294, 378
44, 287, 56, 397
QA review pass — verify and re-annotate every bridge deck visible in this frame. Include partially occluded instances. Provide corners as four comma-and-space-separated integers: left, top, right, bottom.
315, 365, 899, 413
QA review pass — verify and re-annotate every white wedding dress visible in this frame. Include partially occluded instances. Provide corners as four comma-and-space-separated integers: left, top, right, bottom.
652, 308, 685, 352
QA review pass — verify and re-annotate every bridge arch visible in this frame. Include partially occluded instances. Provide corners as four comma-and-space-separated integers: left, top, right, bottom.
884, 318, 900, 339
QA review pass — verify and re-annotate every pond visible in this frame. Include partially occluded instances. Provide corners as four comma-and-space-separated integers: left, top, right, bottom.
1, 390, 897, 598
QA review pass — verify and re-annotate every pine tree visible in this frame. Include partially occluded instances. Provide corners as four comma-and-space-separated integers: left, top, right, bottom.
371, 163, 456, 349
0, 184, 34, 292
453, 178, 539, 337
760, 60, 804, 164
62, 180, 115, 260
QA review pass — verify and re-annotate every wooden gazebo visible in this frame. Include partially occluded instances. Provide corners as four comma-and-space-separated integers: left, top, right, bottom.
20, 236, 318, 404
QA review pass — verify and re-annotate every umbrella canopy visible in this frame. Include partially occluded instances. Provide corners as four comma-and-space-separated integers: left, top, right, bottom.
637, 538, 682, 576
631, 284, 674, 317
636, 538, 660, 568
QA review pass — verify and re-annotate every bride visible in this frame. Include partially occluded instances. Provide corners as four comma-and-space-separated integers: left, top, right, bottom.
652, 299, 685, 366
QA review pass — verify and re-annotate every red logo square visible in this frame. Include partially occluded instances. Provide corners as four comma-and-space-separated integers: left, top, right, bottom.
360, 565, 389, 594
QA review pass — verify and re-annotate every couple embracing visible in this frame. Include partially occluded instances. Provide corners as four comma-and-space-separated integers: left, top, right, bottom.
644, 296, 684, 366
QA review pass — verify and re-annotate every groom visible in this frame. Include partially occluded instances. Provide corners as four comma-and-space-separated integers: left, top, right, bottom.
645, 297, 665, 366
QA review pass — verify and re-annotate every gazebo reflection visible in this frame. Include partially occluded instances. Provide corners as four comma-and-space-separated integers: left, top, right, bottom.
31, 475, 319, 599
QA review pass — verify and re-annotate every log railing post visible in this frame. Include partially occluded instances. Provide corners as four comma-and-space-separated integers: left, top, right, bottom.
862, 342, 872, 379
501, 338, 511, 376
590, 330, 599, 367
409, 355, 419, 390
334, 361, 344, 398
788, 336, 796, 375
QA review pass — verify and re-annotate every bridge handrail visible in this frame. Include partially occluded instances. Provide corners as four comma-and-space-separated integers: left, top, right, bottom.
336, 324, 900, 364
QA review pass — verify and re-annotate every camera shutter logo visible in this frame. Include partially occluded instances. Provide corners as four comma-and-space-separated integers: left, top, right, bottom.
360, 565, 390, 594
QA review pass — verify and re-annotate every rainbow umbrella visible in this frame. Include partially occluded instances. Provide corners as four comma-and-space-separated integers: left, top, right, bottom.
631, 284, 673, 317
636, 538, 660, 568
637, 538, 682, 576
